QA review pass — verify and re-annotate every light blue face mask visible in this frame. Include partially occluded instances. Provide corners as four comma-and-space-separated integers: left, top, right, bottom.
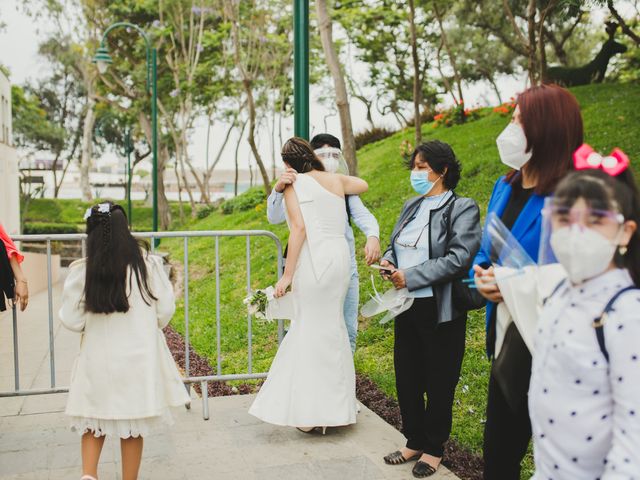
410, 170, 439, 196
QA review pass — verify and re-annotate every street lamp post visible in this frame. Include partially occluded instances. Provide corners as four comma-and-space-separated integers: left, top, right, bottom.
93, 22, 158, 238
293, 0, 309, 140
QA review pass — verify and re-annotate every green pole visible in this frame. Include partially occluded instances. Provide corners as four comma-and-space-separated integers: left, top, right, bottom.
151, 48, 159, 242
293, 0, 309, 139
125, 129, 133, 228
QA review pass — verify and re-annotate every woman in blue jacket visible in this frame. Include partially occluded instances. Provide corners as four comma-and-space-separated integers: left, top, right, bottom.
472, 84, 584, 479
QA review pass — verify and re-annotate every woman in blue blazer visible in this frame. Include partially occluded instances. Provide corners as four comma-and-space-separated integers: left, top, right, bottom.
472, 84, 584, 480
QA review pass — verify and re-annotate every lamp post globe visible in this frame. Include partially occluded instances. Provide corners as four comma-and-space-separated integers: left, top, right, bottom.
92, 46, 113, 74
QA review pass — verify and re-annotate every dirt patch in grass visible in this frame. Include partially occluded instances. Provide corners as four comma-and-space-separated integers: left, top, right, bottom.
163, 325, 259, 396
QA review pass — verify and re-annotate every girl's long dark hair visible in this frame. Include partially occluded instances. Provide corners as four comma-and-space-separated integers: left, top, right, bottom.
84, 202, 157, 314
553, 169, 640, 285
281, 137, 326, 173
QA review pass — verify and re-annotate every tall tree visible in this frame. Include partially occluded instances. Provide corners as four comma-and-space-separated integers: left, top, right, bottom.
407, 0, 423, 144
336, 0, 437, 130
223, 0, 291, 195
316, 0, 358, 174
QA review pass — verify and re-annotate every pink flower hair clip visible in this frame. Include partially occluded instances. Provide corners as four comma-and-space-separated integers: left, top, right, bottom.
574, 144, 630, 177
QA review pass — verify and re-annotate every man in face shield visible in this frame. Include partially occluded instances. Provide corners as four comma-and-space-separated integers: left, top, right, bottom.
267, 133, 381, 353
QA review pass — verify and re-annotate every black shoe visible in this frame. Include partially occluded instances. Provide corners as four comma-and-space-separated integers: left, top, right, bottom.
383, 450, 422, 465
412, 460, 438, 478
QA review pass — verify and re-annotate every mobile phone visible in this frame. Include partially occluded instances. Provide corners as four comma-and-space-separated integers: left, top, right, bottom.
370, 264, 396, 275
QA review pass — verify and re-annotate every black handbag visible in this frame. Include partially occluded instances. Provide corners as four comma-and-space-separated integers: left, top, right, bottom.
445, 198, 485, 312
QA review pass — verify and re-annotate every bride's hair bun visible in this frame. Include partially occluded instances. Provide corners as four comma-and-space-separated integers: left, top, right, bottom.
281, 137, 326, 173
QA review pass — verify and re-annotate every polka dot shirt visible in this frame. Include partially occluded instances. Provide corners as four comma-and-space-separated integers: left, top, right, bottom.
529, 269, 640, 480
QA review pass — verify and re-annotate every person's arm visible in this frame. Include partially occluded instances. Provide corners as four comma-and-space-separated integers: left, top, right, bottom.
347, 195, 380, 265
340, 175, 368, 195
9, 256, 28, 311
266, 189, 287, 225
58, 261, 87, 333
0, 223, 24, 263
402, 199, 482, 291
267, 168, 298, 224
274, 185, 306, 297
602, 292, 640, 478
148, 254, 176, 329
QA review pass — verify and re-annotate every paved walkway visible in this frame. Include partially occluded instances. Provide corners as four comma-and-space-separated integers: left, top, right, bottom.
0, 275, 459, 480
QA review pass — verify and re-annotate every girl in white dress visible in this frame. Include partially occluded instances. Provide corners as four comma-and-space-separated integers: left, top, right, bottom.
60, 202, 190, 480
249, 137, 368, 432
529, 162, 640, 479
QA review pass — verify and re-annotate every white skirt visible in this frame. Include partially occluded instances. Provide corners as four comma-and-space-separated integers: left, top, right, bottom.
69, 409, 174, 439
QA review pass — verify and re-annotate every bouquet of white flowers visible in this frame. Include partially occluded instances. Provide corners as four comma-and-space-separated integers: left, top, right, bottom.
243, 286, 276, 322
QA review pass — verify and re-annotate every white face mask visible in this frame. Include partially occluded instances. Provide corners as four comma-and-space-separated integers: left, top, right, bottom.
496, 123, 532, 170
315, 147, 350, 174
550, 225, 619, 284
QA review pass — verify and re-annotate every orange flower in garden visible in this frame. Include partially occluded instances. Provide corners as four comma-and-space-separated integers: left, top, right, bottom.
434, 113, 444, 121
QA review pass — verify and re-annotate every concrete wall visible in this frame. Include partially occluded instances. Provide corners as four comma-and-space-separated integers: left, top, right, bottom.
0, 70, 20, 235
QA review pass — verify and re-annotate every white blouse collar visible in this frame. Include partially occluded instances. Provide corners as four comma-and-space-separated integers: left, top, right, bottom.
567, 268, 634, 300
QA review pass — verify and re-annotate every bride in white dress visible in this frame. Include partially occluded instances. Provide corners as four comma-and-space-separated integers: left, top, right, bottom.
249, 137, 368, 432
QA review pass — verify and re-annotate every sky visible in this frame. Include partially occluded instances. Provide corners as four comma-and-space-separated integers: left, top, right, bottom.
0, 1, 618, 174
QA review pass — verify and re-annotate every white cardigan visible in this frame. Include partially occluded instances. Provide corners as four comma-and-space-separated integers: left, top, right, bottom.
60, 254, 190, 419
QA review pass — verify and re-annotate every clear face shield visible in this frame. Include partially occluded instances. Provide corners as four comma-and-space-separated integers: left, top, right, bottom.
314, 147, 350, 175
539, 196, 625, 266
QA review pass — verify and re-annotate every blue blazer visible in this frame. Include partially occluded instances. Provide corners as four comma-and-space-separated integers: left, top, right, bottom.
471, 176, 548, 352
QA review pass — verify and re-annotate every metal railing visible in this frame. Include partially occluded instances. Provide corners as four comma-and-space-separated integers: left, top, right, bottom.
1, 231, 284, 420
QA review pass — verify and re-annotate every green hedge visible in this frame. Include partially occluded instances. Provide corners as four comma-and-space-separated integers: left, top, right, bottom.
23, 222, 80, 235
220, 188, 266, 215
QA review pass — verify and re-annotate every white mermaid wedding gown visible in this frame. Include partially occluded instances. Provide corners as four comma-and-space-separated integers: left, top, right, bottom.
249, 174, 357, 428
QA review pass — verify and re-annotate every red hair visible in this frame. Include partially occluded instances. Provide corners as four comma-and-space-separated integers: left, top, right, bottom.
506, 84, 584, 195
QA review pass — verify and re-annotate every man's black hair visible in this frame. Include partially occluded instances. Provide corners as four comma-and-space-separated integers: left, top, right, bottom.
310, 133, 341, 150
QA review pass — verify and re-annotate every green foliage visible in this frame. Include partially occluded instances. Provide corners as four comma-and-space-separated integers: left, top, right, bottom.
433, 103, 485, 128
23, 199, 191, 232
220, 188, 266, 215
196, 204, 217, 220
160, 84, 638, 480
11, 84, 66, 152
23, 222, 79, 235
354, 126, 397, 150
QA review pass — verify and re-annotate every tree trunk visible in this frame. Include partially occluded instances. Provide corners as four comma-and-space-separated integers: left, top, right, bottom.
316, 0, 358, 174
407, 0, 422, 144
487, 75, 503, 104
79, 98, 95, 201
244, 80, 272, 194
608, 0, 640, 46
527, 0, 539, 85
157, 146, 172, 229
205, 113, 212, 201
138, 112, 171, 229
234, 119, 247, 197
270, 107, 277, 180
433, 2, 464, 110
174, 158, 185, 223
202, 122, 235, 203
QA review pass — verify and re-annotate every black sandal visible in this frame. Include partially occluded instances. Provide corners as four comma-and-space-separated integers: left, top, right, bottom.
383, 450, 422, 465
412, 460, 438, 478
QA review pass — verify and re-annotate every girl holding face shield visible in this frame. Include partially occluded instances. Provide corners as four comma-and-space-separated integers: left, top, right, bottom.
529, 155, 640, 479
